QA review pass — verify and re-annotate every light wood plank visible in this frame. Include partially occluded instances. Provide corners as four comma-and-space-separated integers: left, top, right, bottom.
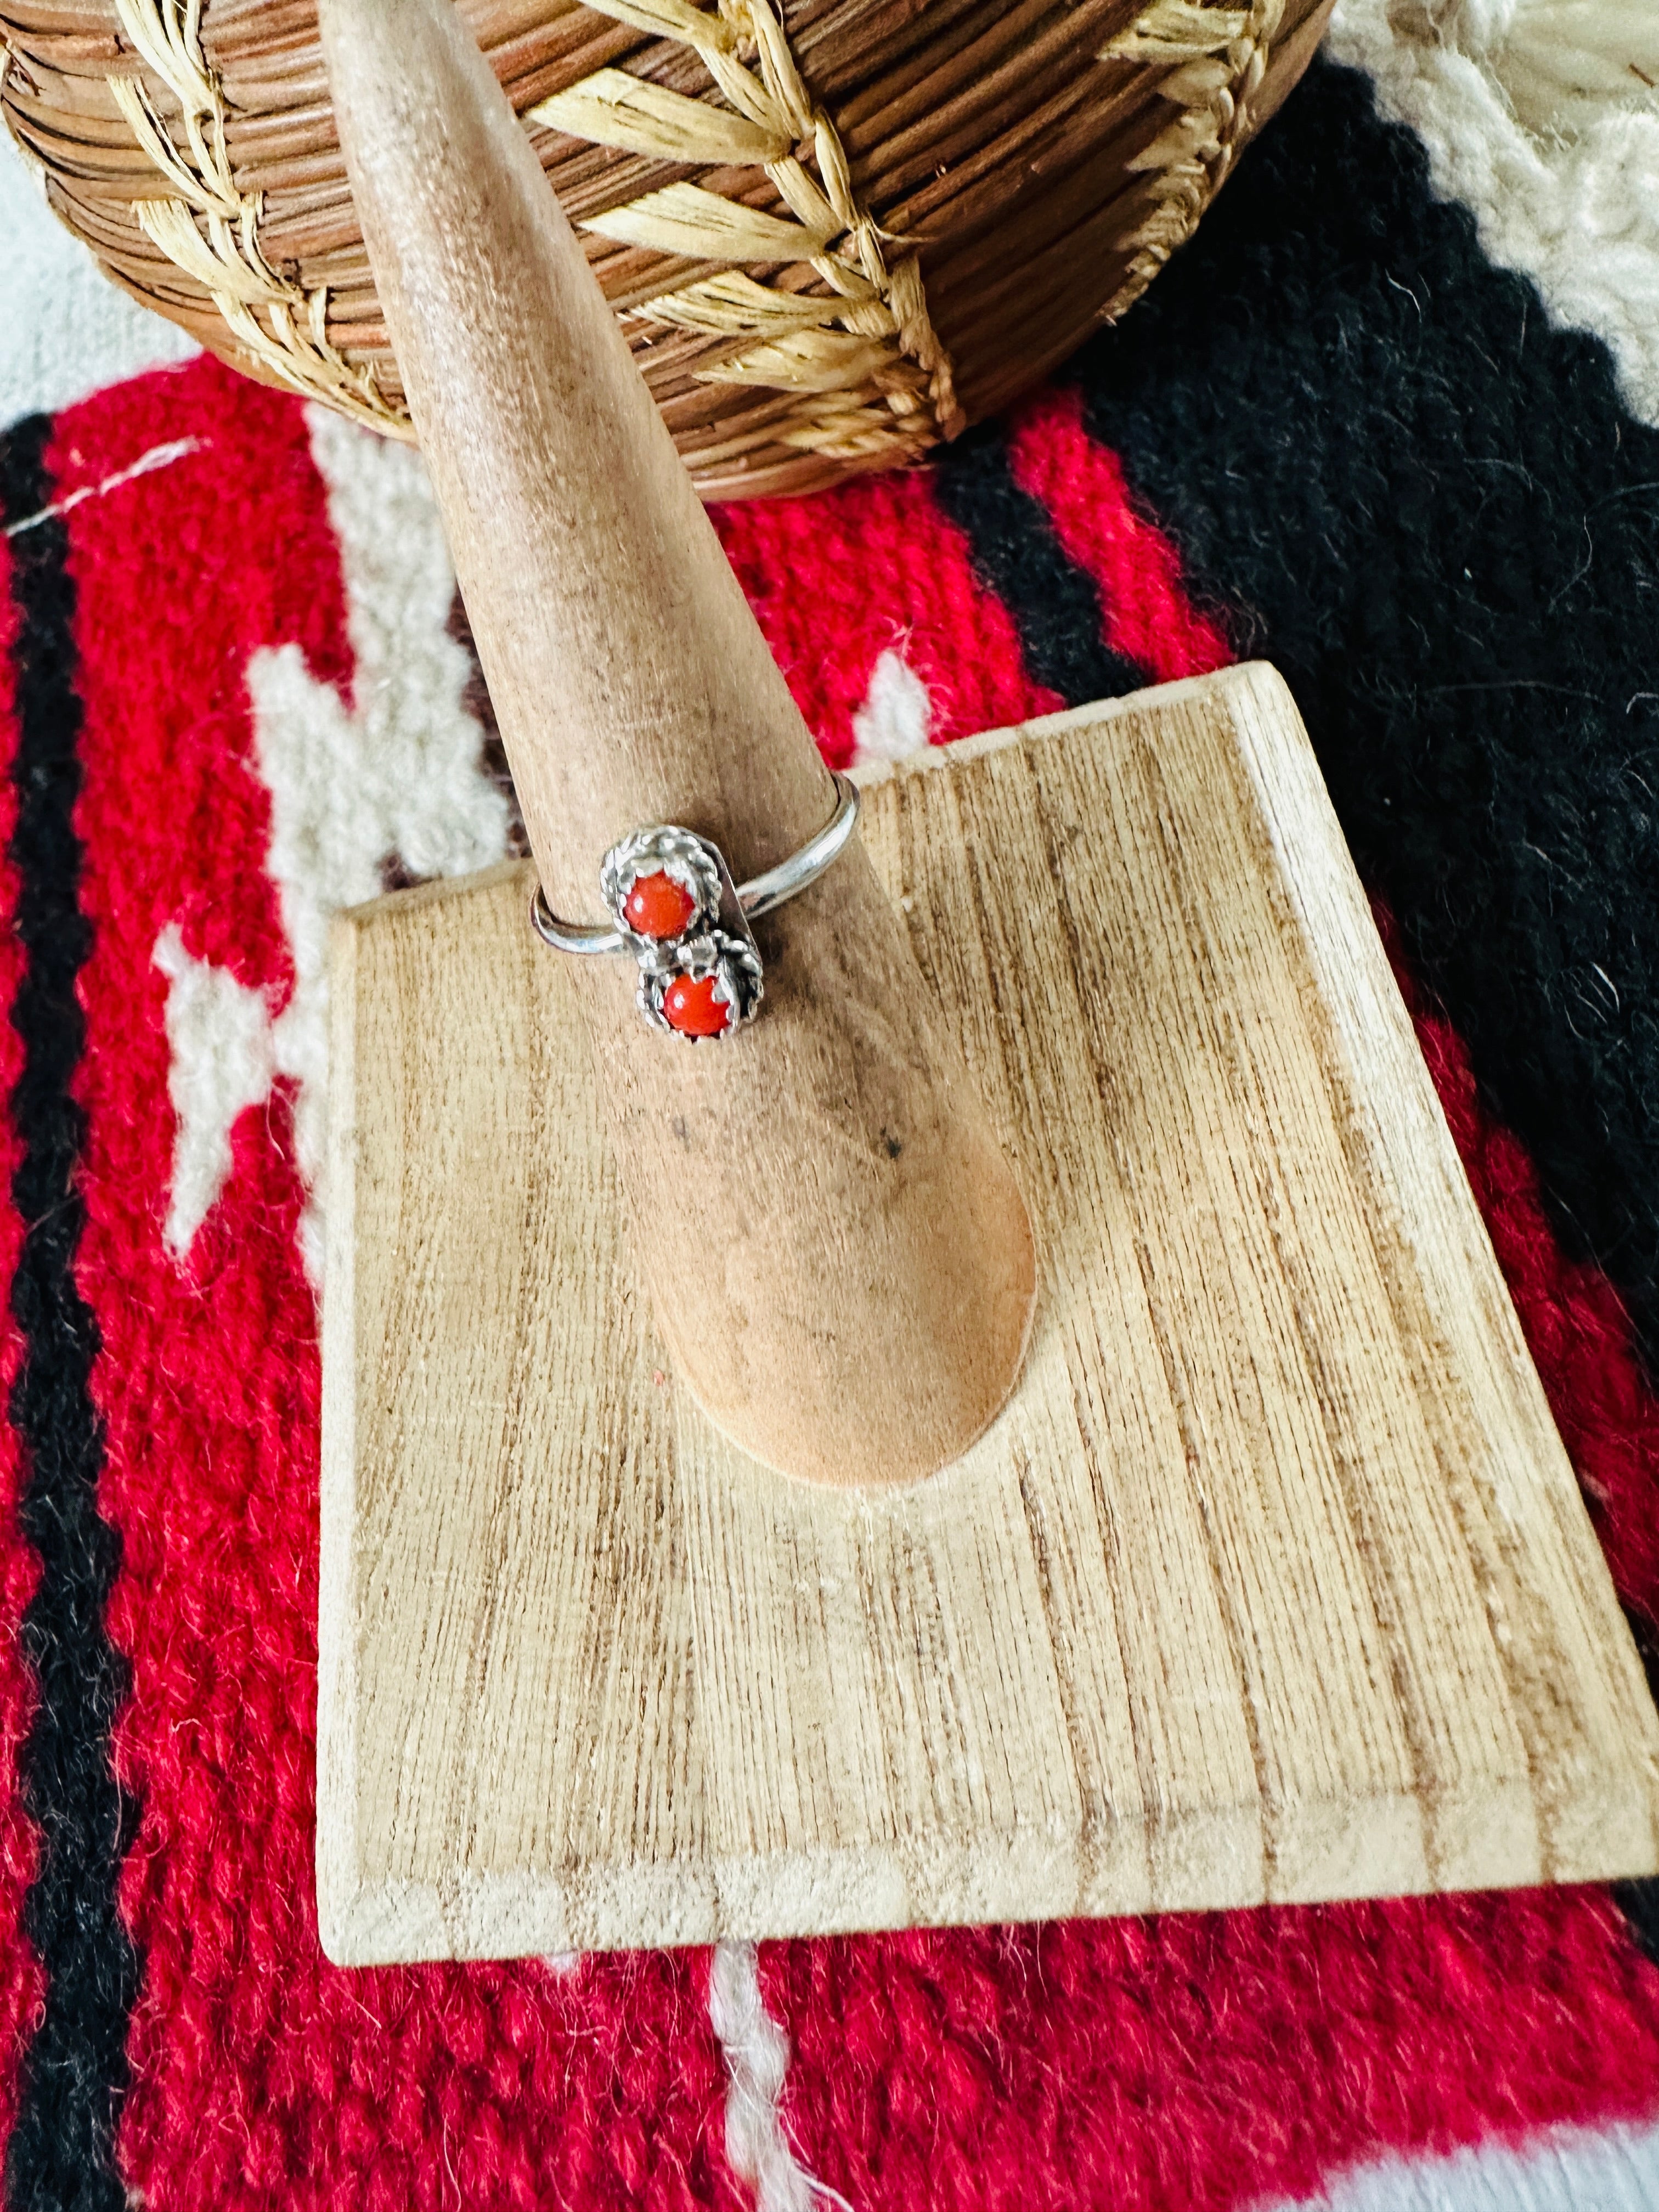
318, 663, 1659, 1962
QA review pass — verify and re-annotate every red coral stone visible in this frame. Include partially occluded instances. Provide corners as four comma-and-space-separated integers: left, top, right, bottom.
623, 870, 697, 939
661, 972, 732, 1037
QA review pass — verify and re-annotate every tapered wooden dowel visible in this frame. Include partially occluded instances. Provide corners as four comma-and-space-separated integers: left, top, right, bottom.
318, 0, 1035, 1485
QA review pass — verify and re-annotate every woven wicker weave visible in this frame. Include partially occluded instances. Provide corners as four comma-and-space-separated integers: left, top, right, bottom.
0, 0, 1331, 497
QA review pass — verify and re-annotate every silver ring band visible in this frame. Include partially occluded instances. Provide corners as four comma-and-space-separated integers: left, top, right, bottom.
529, 774, 859, 956
528, 774, 860, 1040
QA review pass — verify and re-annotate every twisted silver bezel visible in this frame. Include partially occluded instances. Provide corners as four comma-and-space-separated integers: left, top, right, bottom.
599, 824, 721, 947
638, 929, 764, 1040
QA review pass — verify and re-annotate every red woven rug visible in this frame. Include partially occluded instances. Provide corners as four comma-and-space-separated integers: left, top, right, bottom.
2, 57, 1659, 2212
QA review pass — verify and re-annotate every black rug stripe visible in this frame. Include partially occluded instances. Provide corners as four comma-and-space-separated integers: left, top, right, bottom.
1613, 1880, 1659, 1971
1, 417, 136, 2212
1069, 56, 1659, 1369
932, 422, 1149, 704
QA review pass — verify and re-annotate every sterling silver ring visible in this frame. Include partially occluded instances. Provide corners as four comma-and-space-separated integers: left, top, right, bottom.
530, 773, 859, 1040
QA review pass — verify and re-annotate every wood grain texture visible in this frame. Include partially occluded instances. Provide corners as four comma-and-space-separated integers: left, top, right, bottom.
318, 664, 1659, 1963
319, 0, 1035, 1487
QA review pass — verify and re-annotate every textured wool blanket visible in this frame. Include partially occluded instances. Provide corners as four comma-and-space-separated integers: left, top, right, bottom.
2, 12, 1659, 2212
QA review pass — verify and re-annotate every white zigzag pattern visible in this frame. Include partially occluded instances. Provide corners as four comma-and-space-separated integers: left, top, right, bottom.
153, 924, 275, 1257
242, 408, 511, 1276
1329, 0, 1659, 428
155, 409, 512, 1270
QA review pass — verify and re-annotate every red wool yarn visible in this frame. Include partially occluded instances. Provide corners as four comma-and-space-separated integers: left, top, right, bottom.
0, 530, 46, 2164
1006, 386, 1234, 686
712, 464, 1061, 764
46, 360, 738, 2211
759, 1887, 1659, 2212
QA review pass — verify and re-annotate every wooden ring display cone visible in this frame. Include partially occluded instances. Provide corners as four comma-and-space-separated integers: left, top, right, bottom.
318, 0, 1036, 1487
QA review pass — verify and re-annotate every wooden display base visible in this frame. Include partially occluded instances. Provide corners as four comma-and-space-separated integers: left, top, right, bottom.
318, 664, 1659, 1965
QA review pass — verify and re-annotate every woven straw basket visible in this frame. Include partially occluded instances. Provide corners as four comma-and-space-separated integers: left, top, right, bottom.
1, 0, 1330, 498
